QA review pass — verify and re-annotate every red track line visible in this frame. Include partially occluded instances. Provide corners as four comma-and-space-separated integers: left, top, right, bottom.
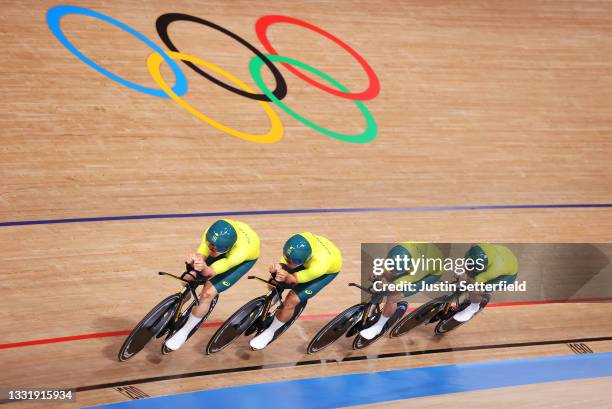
488, 296, 612, 307
0, 299, 609, 351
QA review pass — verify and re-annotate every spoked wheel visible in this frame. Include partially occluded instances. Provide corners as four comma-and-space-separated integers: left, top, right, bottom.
118, 294, 180, 361
389, 296, 447, 338
307, 304, 365, 354
434, 294, 490, 334
352, 302, 408, 350
206, 296, 267, 355
161, 294, 219, 355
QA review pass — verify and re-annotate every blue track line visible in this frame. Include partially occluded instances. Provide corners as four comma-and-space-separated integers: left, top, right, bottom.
88, 352, 612, 409
1, 203, 612, 228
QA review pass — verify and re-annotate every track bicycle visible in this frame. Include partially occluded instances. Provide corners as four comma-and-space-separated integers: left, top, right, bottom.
118, 263, 218, 361
389, 278, 490, 338
206, 274, 307, 354
307, 280, 407, 354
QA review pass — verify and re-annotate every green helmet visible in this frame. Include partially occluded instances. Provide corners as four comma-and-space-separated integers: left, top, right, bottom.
387, 245, 412, 275
465, 245, 488, 276
283, 234, 312, 265
206, 220, 237, 253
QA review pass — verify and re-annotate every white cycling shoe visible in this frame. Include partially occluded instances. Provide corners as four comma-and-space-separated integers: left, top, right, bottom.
165, 330, 189, 351
164, 313, 202, 351
249, 317, 285, 350
453, 302, 481, 322
249, 331, 275, 350
359, 315, 390, 340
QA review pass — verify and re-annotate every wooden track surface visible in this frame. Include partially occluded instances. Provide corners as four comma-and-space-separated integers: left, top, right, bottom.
355, 377, 612, 408
1, 0, 612, 407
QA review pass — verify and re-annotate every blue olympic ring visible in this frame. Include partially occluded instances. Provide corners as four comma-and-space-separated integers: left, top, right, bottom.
46, 5, 188, 98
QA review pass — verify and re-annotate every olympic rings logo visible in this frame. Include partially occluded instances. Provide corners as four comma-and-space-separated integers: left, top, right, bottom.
46, 6, 380, 144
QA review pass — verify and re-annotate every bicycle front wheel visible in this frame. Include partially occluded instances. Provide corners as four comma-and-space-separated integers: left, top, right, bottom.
206, 296, 266, 355
118, 294, 180, 361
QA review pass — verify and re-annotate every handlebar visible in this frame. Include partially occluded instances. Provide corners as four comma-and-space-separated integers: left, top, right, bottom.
247, 272, 288, 290
348, 282, 375, 294
349, 281, 387, 304
158, 263, 206, 305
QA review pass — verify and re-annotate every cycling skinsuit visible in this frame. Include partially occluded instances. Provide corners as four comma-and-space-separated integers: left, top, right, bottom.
197, 219, 260, 293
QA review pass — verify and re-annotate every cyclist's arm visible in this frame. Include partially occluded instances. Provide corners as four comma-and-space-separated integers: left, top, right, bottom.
294, 258, 328, 283
209, 247, 248, 275
474, 269, 496, 283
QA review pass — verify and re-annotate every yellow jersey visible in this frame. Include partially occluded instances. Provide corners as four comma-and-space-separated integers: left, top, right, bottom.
197, 219, 260, 275
474, 243, 519, 283
282, 232, 342, 283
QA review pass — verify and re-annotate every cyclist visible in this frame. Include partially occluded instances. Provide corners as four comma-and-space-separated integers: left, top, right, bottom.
453, 243, 519, 322
249, 232, 342, 350
165, 219, 260, 351
360, 242, 445, 340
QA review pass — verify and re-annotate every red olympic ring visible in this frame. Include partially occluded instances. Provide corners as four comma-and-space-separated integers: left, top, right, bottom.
255, 15, 380, 101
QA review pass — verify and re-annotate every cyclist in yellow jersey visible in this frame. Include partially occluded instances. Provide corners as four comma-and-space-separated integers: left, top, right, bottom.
454, 243, 519, 322
165, 219, 260, 351
361, 242, 445, 340
250, 232, 342, 350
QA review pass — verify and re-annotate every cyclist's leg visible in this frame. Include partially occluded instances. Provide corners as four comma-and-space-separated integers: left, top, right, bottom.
360, 274, 439, 340
166, 259, 257, 350
200, 258, 257, 315
455, 273, 518, 322
250, 273, 338, 350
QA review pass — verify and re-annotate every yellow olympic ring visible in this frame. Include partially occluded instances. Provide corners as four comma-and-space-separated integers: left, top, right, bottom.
146, 51, 284, 143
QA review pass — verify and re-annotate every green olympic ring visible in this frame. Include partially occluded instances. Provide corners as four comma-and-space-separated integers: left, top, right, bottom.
250, 55, 378, 144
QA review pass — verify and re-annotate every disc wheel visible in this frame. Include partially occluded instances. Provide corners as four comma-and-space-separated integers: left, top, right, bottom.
306, 304, 365, 354
206, 296, 266, 355
118, 294, 180, 361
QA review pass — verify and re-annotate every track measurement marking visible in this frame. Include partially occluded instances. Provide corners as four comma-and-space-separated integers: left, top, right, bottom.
113, 386, 150, 400
567, 343, 594, 354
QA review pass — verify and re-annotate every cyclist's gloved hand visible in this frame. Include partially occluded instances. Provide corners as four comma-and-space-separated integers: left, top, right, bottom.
186, 253, 197, 265
277, 270, 297, 285
275, 268, 288, 282
269, 263, 282, 275
193, 254, 206, 272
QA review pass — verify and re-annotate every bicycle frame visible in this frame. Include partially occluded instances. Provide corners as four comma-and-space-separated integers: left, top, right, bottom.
158, 268, 205, 325
247, 275, 287, 324
346, 282, 384, 333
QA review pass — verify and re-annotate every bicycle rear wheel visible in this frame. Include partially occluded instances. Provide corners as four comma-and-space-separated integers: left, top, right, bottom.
206, 296, 266, 355
389, 296, 446, 338
118, 294, 180, 361
307, 304, 365, 354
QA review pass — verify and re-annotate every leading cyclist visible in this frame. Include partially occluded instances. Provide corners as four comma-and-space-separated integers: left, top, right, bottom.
165, 219, 260, 351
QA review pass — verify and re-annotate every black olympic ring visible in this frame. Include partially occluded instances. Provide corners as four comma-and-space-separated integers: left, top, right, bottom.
156, 13, 288, 102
